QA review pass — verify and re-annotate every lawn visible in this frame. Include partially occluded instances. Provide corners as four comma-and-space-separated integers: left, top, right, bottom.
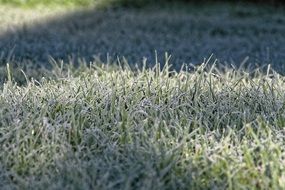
0, 0, 95, 7
0, 1, 285, 189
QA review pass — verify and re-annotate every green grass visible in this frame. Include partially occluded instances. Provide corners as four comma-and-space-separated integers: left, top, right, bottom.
1, 56, 285, 189
0, 1, 284, 189
0, 0, 95, 7
2, 0, 277, 8
0, 0, 153, 7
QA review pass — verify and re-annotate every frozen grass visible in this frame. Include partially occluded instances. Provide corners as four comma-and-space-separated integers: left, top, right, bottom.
0, 1, 285, 189
1, 56, 285, 189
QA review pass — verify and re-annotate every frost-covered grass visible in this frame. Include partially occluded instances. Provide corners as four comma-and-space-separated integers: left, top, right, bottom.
0, 1, 285, 189
1, 57, 285, 189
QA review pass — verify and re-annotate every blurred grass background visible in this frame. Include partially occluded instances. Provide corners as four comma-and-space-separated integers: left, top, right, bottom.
0, 0, 282, 7
0, 0, 94, 7
0, 0, 283, 84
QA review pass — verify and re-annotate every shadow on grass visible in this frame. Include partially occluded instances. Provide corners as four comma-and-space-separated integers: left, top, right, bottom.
0, 2, 284, 72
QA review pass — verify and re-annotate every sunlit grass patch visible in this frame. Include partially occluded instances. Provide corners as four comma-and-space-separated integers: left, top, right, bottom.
0, 0, 95, 7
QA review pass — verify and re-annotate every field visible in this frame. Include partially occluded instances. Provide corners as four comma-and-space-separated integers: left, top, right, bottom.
1, 1, 285, 189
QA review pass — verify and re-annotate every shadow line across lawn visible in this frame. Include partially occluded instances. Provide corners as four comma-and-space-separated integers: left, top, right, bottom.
0, 2, 284, 71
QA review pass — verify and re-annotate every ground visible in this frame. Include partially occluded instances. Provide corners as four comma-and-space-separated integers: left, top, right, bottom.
1, 1, 285, 190
0, 2, 285, 72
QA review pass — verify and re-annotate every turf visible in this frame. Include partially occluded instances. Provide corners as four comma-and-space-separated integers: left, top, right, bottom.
0, 2, 284, 76
0, 1, 285, 189
0, 0, 95, 7
1, 58, 285, 189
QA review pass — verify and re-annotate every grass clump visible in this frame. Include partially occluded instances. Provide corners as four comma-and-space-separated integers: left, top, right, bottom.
1, 57, 285, 189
